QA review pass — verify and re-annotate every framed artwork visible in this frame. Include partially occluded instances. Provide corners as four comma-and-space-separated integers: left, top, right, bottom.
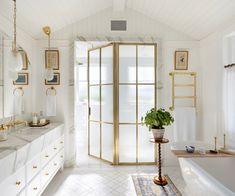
20, 50, 29, 70
13, 73, 29, 85
45, 72, 60, 85
174, 51, 188, 70
45, 50, 59, 70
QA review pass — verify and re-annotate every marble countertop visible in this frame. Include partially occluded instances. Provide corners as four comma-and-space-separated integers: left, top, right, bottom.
0, 122, 64, 183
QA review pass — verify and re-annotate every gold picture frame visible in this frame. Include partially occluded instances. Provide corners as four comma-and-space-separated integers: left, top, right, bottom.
45, 50, 59, 70
174, 51, 188, 70
45, 72, 60, 85
13, 73, 29, 85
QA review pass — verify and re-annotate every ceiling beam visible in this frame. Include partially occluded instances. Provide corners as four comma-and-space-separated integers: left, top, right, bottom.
112, 0, 126, 12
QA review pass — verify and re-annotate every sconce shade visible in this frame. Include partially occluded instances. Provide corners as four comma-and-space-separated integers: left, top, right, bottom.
45, 67, 54, 81
9, 50, 23, 71
9, 70, 18, 80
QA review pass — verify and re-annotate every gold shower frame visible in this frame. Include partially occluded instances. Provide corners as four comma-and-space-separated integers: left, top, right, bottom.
88, 42, 157, 165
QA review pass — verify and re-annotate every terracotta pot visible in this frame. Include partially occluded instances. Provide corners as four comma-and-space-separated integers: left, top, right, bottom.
152, 128, 165, 140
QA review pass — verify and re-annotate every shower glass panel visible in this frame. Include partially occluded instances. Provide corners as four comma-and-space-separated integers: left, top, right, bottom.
88, 44, 114, 162
88, 43, 157, 164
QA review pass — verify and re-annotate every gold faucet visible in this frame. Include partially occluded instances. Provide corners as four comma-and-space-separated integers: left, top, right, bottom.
4, 119, 28, 129
13, 120, 28, 126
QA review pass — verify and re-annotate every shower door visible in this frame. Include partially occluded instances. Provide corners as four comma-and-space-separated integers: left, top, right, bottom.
88, 43, 157, 164
88, 44, 114, 163
118, 44, 157, 164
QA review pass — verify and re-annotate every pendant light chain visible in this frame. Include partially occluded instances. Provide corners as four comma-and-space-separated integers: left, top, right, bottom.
13, 0, 17, 51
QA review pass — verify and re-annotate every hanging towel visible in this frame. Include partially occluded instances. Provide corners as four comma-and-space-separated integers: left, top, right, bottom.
13, 95, 24, 115
173, 107, 196, 142
46, 95, 56, 116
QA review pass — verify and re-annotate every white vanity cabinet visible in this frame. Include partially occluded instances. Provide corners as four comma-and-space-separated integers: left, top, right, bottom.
0, 123, 64, 196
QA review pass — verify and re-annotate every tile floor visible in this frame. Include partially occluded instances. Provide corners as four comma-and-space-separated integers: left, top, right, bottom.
42, 156, 191, 196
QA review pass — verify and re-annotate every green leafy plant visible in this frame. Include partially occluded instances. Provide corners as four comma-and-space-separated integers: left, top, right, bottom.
142, 108, 174, 130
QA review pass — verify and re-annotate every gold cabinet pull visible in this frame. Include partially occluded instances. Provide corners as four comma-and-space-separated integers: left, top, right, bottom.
60, 155, 63, 158
54, 163, 57, 166
16, 181, 21, 186
45, 173, 49, 176
54, 147, 57, 150
33, 166, 37, 169
45, 155, 49, 158
60, 141, 63, 144
33, 187, 38, 190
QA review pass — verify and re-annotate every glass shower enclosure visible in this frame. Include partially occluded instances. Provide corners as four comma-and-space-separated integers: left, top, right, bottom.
88, 43, 157, 164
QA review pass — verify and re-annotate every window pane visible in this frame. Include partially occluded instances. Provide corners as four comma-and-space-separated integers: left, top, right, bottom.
89, 49, 100, 84
90, 122, 100, 157
90, 86, 100, 121
119, 125, 136, 162
101, 124, 113, 162
138, 45, 155, 83
119, 85, 136, 123
101, 46, 113, 84
101, 85, 113, 122
119, 45, 136, 83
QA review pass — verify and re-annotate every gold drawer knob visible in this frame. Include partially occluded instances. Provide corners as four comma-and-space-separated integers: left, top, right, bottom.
60, 155, 63, 158
54, 163, 57, 166
33, 187, 38, 190
45, 173, 49, 176
33, 166, 37, 169
45, 155, 49, 158
16, 181, 21, 186
54, 147, 57, 150
60, 141, 63, 144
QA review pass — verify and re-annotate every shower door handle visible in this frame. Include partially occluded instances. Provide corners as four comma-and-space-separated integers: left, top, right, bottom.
89, 107, 91, 116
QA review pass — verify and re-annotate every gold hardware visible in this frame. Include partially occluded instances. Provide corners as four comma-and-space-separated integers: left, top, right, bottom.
42, 26, 51, 36
169, 71, 197, 110
15, 181, 21, 186
45, 155, 49, 158
0, 124, 7, 131
33, 166, 37, 169
224, 134, 227, 149
33, 187, 37, 190
46, 86, 56, 96
60, 155, 63, 158
60, 141, 63, 144
54, 163, 57, 166
54, 147, 57, 150
13, 87, 24, 96
45, 173, 49, 176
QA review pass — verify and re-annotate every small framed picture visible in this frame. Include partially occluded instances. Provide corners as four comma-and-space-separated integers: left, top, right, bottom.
13, 73, 29, 85
45, 50, 59, 70
45, 72, 60, 85
20, 50, 29, 70
174, 51, 188, 70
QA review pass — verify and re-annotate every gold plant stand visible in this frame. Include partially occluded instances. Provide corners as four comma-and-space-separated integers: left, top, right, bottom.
150, 138, 169, 186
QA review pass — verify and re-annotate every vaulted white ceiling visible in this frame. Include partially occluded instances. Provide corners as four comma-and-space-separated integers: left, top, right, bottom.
1, 0, 235, 40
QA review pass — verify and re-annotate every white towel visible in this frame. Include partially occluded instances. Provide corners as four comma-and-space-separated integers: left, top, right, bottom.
13, 95, 24, 115
46, 95, 56, 116
173, 107, 196, 142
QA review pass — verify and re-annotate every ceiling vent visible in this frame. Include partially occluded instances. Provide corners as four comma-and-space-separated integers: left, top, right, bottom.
111, 20, 127, 31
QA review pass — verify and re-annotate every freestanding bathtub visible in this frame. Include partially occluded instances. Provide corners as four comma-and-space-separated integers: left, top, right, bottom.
179, 157, 235, 196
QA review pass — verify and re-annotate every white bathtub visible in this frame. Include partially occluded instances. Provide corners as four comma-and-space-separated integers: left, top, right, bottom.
179, 157, 235, 196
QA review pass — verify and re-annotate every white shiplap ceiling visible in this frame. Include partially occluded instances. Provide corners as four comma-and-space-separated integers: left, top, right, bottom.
1, 0, 235, 40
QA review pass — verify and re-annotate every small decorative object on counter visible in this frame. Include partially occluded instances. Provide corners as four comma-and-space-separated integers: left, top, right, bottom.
0, 124, 8, 141
185, 146, 195, 153
32, 113, 38, 125
142, 108, 174, 141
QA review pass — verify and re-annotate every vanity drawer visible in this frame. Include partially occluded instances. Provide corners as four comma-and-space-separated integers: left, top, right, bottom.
26, 154, 41, 182
0, 166, 26, 196
41, 161, 54, 187
27, 175, 41, 196
41, 144, 54, 167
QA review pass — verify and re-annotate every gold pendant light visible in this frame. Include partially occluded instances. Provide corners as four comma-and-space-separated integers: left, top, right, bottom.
9, 0, 23, 72
43, 26, 54, 81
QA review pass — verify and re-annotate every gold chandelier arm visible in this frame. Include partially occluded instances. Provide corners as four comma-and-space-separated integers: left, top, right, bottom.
13, 0, 17, 51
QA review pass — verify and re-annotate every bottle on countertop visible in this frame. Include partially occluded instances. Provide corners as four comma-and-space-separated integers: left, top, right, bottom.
32, 113, 38, 125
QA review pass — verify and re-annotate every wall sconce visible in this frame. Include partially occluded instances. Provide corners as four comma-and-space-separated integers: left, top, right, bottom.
43, 26, 54, 81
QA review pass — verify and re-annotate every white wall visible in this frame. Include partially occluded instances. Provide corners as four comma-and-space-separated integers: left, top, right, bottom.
200, 20, 235, 146
33, 40, 75, 167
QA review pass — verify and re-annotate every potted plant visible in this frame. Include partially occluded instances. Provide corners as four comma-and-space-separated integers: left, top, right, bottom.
142, 108, 174, 141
